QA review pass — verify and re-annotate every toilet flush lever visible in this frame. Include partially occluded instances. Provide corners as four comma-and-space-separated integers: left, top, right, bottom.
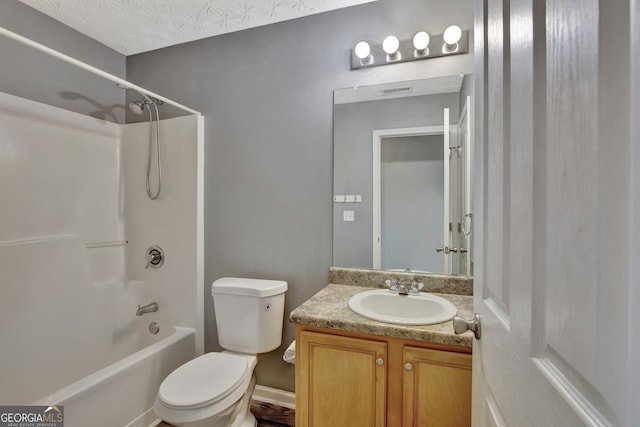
453, 314, 481, 340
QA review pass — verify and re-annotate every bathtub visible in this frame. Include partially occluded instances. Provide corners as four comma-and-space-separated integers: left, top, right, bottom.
33, 327, 195, 427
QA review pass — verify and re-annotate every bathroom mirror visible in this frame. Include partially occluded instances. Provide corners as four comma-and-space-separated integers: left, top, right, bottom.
332, 74, 474, 276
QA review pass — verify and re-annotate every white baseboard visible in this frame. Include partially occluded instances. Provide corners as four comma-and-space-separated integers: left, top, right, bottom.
124, 407, 159, 427
252, 385, 295, 409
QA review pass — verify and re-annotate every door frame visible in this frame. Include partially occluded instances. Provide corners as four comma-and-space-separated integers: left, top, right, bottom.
631, 1, 640, 424
371, 123, 448, 271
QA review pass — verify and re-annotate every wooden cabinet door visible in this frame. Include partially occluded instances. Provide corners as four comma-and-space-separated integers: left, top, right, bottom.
403, 346, 471, 427
296, 330, 387, 427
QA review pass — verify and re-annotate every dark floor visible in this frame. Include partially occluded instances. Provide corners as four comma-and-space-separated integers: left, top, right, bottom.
256, 420, 291, 427
158, 420, 289, 427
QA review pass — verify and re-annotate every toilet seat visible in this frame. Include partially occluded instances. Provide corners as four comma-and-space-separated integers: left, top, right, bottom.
158, 353, 250, 410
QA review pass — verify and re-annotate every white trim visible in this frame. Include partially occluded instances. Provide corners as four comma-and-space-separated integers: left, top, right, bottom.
372, 124, 446, 269
373, 130, 382, 268
252, 385, 296, 410
443, 108, 450, 274
629, 1, 640, 424
0, 26, 201, 116
124, 408, 156, 427
195, 115, 205, 355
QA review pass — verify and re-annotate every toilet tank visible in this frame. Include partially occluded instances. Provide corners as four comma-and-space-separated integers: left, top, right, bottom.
212, 277, 287, 354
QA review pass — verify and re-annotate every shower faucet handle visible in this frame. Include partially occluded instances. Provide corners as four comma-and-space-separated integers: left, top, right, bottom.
145, 245, 164, 269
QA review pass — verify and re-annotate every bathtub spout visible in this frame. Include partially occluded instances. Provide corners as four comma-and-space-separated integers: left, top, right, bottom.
136, 302, 159, 316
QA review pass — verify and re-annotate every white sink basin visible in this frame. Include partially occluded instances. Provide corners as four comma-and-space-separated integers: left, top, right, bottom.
348, 289, 457, 326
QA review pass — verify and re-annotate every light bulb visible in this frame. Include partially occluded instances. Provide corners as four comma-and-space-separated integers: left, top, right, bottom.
382, 35, 400, 55
413, 31, 430, 51
443, 25, 462, 46
354, 41, 371, 59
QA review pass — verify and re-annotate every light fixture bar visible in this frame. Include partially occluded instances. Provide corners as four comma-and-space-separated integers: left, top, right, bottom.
351, 30, 469, 70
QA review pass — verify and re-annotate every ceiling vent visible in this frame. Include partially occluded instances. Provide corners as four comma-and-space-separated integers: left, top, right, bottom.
382, 87, 413, 96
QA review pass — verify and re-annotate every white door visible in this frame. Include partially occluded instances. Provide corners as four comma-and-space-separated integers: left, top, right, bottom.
449, 118, 461, 274
470, 1, 639, 426
442, 108, 451, 274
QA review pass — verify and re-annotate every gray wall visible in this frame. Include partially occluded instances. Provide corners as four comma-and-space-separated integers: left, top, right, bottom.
126, 0, 473, 391
381, 135, 444, 272
333, 93, 459, 268
0, 2, 126, 122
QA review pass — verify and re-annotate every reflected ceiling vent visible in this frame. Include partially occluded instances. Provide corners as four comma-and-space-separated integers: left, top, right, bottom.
382, 87, 413, 96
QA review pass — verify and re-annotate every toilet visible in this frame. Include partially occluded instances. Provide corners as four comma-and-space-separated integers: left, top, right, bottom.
154, 277, 288, 427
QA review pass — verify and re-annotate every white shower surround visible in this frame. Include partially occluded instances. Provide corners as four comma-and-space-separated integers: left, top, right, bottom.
0, 91, 204, 425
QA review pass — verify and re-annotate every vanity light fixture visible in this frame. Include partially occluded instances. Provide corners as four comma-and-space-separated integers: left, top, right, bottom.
354, 41, 372, 65
350, 26, 468, 70
443, 25, 462, 52
382, 35, 401, 60
412, 31, 430, 54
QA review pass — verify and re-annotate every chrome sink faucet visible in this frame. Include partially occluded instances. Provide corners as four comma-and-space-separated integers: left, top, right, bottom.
136, 302, 159, 316
385, 279, 424, 296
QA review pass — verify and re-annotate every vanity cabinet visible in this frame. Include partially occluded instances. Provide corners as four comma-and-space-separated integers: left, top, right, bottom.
296, 330, 387, 426
296, 326, 471, 427
403, 346, 472, 427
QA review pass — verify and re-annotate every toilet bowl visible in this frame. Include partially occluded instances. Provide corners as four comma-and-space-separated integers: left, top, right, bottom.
154, 278, 287, 427
154, 352, 257, 427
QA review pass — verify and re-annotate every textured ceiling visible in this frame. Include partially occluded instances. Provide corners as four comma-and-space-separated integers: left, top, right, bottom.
20, 0, 376, 56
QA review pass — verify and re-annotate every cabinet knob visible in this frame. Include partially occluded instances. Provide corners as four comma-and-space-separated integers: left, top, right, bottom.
404, 362, 413, 371
376, 357, 384, 366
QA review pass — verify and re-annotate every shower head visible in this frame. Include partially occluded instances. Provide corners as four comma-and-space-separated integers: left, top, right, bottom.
129, 100, 146, 115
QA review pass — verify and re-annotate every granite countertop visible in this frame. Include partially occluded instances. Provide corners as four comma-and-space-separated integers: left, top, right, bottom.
329, 267, 473, 296
290, 284, 474, 347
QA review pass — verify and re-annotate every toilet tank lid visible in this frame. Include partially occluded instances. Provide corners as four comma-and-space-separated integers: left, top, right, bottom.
212, 277, 288, 297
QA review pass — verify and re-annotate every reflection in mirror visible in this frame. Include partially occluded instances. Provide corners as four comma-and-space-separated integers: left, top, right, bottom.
332, 75, 474, 276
